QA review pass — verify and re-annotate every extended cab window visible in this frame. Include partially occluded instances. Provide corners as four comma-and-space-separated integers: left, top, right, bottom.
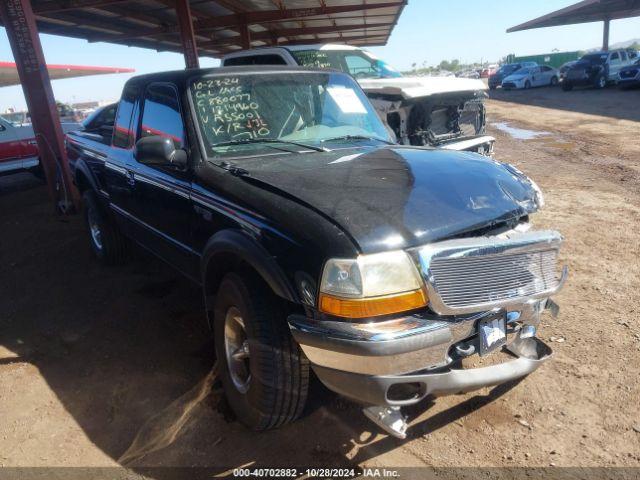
113, 84, 140, 148
225, 55, 287, 66
140, 83, 185, 148
344, 54, 379, 77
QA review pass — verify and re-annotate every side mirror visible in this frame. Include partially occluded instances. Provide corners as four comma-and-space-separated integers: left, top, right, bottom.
134, 135, 187, 169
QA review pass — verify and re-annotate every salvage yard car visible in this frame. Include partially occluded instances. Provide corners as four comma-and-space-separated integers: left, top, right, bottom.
66, 66, 567, 438
563, 49, 638, 90
501, 65, 559, 90
488, 62, 538, 90
222, 44, 495, 155
0, 115, 78, 177
618, 57, 640, 89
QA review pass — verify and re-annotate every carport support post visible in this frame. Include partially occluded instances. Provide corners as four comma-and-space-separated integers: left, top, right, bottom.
240, 23, 251, 49
603, 17, 610, 51
0, 0, 80, 213
175, 0, 199, 69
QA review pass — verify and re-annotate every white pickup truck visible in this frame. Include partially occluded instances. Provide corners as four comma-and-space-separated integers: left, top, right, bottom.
222, 44, 495, 155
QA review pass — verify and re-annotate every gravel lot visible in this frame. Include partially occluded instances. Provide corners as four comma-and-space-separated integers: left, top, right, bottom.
1, 85, 639, 475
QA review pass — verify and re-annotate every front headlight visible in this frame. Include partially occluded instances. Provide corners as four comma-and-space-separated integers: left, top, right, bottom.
319, 251, 427, 318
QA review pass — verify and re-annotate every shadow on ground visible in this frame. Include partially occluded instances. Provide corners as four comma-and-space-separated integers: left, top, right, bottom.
0, 175, 517, 476
489, 84, 640, 122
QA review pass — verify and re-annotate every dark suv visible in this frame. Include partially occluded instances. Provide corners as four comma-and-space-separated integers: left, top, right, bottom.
66, 66, 566, 438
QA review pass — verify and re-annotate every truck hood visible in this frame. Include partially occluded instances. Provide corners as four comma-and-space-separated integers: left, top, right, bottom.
357, 76, 487, 100
234, 147, 539, 253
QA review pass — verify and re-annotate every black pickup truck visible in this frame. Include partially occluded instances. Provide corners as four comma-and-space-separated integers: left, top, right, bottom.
66, 66, 566, 438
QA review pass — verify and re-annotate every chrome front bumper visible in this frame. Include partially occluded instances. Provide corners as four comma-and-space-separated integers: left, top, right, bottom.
289, 299, 555, 407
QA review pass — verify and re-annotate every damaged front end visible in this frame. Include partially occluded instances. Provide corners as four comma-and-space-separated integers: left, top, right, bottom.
361, 78, 494, 156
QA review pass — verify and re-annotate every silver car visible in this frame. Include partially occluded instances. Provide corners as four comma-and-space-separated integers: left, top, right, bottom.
502, 65, 560, 90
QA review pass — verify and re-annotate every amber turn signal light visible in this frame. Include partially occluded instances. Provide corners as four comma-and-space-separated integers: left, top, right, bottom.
319, 289, 427, 319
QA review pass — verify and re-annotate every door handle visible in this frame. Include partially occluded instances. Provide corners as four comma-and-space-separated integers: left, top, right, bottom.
126, 170, 136, 187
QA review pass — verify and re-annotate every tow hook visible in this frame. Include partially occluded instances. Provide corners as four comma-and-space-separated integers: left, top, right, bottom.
362, 406, 408, 439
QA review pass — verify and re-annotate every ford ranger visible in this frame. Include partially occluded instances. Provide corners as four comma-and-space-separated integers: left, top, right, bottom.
66, 66, 566, 438
222, 45, 495, 155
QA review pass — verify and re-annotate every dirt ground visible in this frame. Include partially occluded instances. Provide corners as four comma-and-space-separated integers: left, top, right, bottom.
1, 85, 639, 476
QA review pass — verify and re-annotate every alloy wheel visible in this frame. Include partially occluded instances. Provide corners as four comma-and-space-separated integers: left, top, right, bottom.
224, 306, 251, 393
87, 208, 103, 251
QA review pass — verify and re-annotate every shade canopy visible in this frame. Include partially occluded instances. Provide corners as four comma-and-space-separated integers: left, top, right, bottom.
0, 0, 407, 57
507, 0, 640, 32
0, 61, 134, 87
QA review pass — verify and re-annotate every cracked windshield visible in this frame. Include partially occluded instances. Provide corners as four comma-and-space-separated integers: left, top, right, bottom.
191, 72, 392, 157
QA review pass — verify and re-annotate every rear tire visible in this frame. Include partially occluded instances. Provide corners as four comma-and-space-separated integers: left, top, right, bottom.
214, 272, 309, 431
562, 82, 573, 91
82, 190, 129, 265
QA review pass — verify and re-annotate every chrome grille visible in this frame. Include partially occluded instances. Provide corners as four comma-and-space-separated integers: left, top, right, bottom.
414, 230, 567, 315
431, 250, 558, 307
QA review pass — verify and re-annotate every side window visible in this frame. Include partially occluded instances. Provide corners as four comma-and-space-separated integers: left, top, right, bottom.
629, 50, 638, 60
344, 54, 377, 77
255, 54, 287, 65
224, 56, 254, 66
113, 84, 140, 148
139, 83, 185, 149
89, 105, 116, 130
224, 54, 287, 66
610, 52, 620, 63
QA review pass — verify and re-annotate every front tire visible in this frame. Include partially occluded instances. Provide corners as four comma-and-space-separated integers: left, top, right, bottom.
595, 74, 607, 89
214, 272, 309, 431
82, 190, 129, 265
524, 80, 531, 89
550, 76, 559, 86
562, 82, 573, 91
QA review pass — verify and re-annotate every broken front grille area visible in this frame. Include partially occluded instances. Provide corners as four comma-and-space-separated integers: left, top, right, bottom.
413, 231, 567, 315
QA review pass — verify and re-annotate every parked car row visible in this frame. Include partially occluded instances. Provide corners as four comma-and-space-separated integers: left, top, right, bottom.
563, 49, 640, 90
488, 48, 639, 92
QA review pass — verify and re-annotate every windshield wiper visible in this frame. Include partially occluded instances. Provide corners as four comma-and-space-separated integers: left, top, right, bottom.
212, 138, 327, 152
320, 135, 395, 145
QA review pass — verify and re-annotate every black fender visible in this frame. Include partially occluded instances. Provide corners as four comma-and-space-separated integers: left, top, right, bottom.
72, 157, 100, 194
201, 229, 299, 305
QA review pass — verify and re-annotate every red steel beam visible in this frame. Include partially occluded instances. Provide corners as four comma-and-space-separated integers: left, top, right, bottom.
33, 0, 131, 14
175, 0, 200, 68
0, 0, 80, 212
239, 22, 251, 49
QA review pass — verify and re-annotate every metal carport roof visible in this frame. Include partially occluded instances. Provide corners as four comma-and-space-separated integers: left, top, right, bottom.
507, 0, 640, 51
3, 0, 407, 57
507, 0, 640, 32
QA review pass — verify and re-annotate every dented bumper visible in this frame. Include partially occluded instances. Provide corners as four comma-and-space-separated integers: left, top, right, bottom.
289, 300, 556, 407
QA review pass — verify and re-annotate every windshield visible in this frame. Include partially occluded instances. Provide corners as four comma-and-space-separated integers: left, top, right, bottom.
498, 64, 521, 75
190, 71, 392, 158
581, 54, 608, 64
290, 49, 403, 79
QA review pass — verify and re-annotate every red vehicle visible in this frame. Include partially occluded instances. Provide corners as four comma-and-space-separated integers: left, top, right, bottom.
0, 116, 39, 176
0, 115, 80, 176
479, 65, 498, 78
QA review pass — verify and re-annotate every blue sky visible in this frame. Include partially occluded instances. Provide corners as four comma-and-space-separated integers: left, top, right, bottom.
1, 0, 639, 111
